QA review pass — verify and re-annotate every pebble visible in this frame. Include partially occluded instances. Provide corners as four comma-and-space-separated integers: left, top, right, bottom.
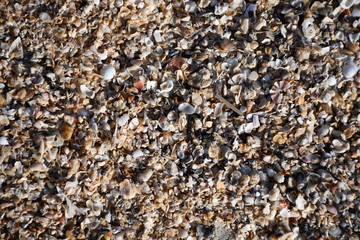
100, 65, 116, 80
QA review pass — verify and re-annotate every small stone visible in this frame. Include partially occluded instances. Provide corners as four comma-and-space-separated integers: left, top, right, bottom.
39, 12, 52, 22
100, 65, 116, 80
0, 115, 9, 125
119, 179, 137, 199
327, 205, 338, 215
178, 229, 188, 239
274, 174, 285, 183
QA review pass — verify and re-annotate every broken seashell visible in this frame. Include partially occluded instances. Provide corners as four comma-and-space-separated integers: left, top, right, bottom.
100, 65, 116, 80
0, 137, 9, 145
268, 188, 280, 201
80, 85, 95, 98
340, 0, 360, 9
133, 149, 144, 159
139, 169, 153, 182
170, 55, 186, 69
7, 37, 23, 58
342, 60, 359, 78
332, 139, 349, 153
302, 18, 317, 40
129, 118, 139, 129
153, 30, 163, 42
133, 81, 145, 91
295, 195, 306, 210
270, 81, 291, 103
60, 123, 74, 140
119, 179, 137, 199
178, 103, 196, 115
117, 114, 129, 126
160, 80, 174, 93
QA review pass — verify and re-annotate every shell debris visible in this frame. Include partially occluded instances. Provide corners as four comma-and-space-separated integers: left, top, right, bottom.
0, 0, 359, 239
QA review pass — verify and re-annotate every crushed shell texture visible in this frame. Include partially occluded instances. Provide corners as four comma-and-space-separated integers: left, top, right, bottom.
0, 0, 360, 240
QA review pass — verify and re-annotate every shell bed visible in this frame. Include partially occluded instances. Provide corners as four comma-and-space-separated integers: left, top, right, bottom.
0, 0, 360, 239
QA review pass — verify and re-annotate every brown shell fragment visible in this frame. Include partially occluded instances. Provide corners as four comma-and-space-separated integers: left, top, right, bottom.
170, 55, 186, 69
60, 123, 74, 140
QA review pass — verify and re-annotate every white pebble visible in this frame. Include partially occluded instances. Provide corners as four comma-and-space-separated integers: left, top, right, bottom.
100, 65, 116, 80
39, 12, 51, 22
343, 61, 359, 78
274, 174, 285, 183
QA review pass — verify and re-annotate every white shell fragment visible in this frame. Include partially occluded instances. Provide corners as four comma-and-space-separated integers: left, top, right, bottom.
340, 0, 360, 9
342, 61, 359, 78
2, 0, 360, 239
178, 103, 196, 115
153, 30, 163, 42
133, 149, 144, 159
302, 18, 317, 40
0, 137, 9, 145
295, 195, 306, 210
119, 179, 137, 199
117, 114, 130, 126
39, 12, 52, 22
160, 80, 174, 93
80, 85, 95, 98
100, 65, 116, 80
139, 169, 153, 182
